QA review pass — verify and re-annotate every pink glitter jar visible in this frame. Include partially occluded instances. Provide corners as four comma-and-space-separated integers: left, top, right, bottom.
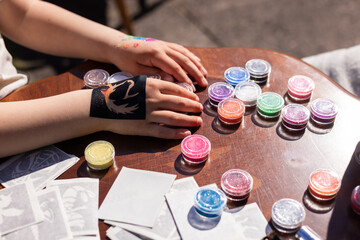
181, 135, 211, 164
288, 75, 315, 101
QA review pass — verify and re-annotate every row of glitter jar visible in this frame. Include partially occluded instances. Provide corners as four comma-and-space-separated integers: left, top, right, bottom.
209, 73, 338, 130
83, 69, 162, 88
180, 134, 359, 235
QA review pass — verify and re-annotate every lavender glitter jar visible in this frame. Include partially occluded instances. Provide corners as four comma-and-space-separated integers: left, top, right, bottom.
208, 82, 234, 107
310, 98, 338, 125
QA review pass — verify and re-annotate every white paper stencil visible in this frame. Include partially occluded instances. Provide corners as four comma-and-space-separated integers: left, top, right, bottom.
0, 182, 43, 236
47, 178, 99, 237
99, 167, 176, 228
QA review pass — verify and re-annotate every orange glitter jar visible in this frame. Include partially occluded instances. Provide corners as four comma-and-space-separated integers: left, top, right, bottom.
308, 169, 341, 201
217, 98, 245, 125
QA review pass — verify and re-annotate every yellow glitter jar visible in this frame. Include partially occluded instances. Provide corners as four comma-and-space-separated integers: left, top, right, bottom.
85, 140, 115, 170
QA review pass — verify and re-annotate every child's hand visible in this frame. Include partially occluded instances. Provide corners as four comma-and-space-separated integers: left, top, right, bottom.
109, 36, 208, 88
102, 78, 203, 139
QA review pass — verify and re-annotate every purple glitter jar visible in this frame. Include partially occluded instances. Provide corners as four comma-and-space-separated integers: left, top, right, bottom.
208, 82, 234, 107
310, 98, 338, 125
281, 104, 310, 131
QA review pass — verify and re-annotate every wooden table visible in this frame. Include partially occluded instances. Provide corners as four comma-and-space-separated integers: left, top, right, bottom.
2, 47, 360, 239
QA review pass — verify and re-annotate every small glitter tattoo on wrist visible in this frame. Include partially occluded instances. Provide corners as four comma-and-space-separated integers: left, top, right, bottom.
116, 35, 157, 48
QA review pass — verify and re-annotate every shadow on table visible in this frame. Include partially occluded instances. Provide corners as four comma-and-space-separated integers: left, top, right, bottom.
174, 154, 206, 176
57, 131, 181, 157
326, 141, 360, 239
187, 206, 221, 230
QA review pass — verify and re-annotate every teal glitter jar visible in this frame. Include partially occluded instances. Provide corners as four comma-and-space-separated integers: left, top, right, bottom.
256, 92, 284, 118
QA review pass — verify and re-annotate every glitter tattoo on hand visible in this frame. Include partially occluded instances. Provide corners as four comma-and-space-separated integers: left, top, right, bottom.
90, 75, 146, 119
116, 35, 157, 49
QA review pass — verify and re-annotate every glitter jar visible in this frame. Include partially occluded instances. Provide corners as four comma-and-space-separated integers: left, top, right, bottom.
308, 169, 341, 201
224, 67, 250, 86
84, 140, 115, 170
107, 72, 133, 84
271, 198, 305, 233
234, 81, 262, 107
84, 69, 109, 88
256, 92, 284, 118
181, 135, 211, 165
217, 98, 245, 125
245, 59, 271, 84
144, 73, 161, 79
194, 186, 227, 218
221, 169, 253, 201
208, 82, 234, 107
310, 98, 338, 125
287, 75, 315, 101
177, 82, 194, 92
281, 104, 310, 131
351, 185, 360, 215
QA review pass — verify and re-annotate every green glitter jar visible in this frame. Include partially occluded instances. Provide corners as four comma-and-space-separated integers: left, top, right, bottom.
256, 92, 284, 118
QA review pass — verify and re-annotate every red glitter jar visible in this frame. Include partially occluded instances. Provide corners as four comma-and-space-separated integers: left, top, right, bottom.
221, 169, 253, 201
351, 185, 360, 215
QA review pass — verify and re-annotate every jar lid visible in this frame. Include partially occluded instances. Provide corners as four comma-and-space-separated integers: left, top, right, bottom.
310, 98, 338, 119
257, 92, 284, 113
309, 169, 341, 196
245, 59, 271, 76
288, 75, 315, 96
144, 72, 162, 79
194, 186, 227, 215
85, 140, 115, 164
208, 82, 234, 102
282, 104, 310, 125
235, 81, 262, 106
107, 72, 133, 84
272, 198, 305, 230
221, 169, 253, 196
177, 82, 194, 92
84, 69, 109, 88
224, 67, 250, 85
181, 135, 211, 160
218, 98, 245, 120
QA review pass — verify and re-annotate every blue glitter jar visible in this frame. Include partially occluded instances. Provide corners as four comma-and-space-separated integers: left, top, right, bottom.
194, 186, 227, 218
224, 67, 250, 86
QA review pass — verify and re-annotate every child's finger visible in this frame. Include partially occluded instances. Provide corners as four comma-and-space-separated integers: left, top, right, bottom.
150, 53, 194, 87
145, 124, 192, 139
167, 49, 208, 87
168, 43, 208, 75
148, 110, 202, 127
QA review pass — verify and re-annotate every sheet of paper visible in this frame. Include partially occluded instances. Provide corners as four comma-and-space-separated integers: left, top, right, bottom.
105, 177, 197, 240
3, 187, 72, 240
0, 145, 79, 191
106, 226, 145, 240
0, 182, 43, 236
166, 188, 240, 240
47, 178, 99, 237
226, 202, 271, 239
98, 167, 176, 228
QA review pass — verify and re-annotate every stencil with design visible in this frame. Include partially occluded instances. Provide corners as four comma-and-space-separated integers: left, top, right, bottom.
90, 75, 146, 119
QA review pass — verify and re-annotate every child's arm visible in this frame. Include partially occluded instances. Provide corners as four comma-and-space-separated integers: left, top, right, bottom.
0, 78, 203, 158
0, 0, 207, 87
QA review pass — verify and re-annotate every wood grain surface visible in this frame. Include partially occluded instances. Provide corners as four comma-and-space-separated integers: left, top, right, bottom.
2, 47, 360, 239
